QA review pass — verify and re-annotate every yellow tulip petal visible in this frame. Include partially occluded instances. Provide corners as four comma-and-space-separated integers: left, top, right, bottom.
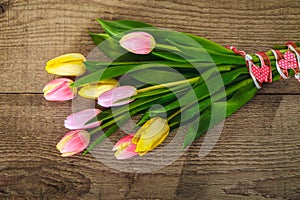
47, 53, 86, 65
134, 117, 170, 155
46, 63, 86, 76
78, 84, 116, 99
45, 53, 86, 76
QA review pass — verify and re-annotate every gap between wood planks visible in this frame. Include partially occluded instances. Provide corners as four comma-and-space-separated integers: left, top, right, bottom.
1, 92, 300, 95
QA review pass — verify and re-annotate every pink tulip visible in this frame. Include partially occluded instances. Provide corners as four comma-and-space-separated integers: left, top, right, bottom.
56, 130, 90, 157
119, 32, 156, 54
43, 78, 77, 101
64, 109, 101, 130
113, 134, 138, 160
97, 86, 137, 107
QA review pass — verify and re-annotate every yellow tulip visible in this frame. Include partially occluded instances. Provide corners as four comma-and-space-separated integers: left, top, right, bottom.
132, 117, 170, 156
78, 79, 118, 99
45, 53, 86, 76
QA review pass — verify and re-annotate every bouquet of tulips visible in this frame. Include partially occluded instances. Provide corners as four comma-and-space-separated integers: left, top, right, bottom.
43, 19, 300, 159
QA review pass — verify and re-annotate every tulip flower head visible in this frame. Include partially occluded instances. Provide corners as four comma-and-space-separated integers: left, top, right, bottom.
97, 86, 137, 107
45, 53, 86, 76
43, 78, 77, 101
113, 134, 138, 160
119, 32, 156, 55
78, 79, 118, 99
56, 130, 90, 157
132, 117, 170, 156
64, 109, 101, 130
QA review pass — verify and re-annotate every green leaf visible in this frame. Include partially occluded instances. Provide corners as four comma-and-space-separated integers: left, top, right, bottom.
90, 32, 158, 61
96, 19, 236, 56
129, 68, 187, 84
168, 40, 245, 65
185, 33, 236, 55
72, 64, 145, 87
182, 79, 257, 148
96, 18, 153, 36
152, 51, 190, 62
88, 32, 109, 46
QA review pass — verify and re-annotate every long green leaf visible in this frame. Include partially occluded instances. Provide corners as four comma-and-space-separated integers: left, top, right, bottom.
183, 80, 257, 148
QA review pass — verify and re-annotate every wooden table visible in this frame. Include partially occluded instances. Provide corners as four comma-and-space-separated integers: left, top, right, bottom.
1, 0, 300, 199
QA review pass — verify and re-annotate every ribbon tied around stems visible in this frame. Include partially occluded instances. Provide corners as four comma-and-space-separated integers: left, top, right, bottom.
271, 42, 300, 81
227, 46, 272, 89
253, 52, 272, 84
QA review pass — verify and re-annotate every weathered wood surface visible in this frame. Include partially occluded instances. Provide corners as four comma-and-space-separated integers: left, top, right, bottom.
0, 0, 300, 199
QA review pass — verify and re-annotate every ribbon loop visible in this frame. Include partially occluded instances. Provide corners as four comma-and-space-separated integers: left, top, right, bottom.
226, 46, 262, 89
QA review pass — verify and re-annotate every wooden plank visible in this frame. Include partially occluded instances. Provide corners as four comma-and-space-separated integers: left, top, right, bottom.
1, 0, 300, 93
0, 94, 299, 199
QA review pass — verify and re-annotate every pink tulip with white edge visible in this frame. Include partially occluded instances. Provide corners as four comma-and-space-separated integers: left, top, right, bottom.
97, 86, 137, 107
43, 78, 77, 101
56, 130, 90, 157
113, 134, 138, 160
64, 109, 101, 130
119, 32, 156, 55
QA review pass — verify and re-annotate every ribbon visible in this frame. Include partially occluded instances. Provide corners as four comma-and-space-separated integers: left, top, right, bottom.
255, 52, 272, 83
227, 46, 261, 89
286, 42, 300, 80
270, 49, 288, 79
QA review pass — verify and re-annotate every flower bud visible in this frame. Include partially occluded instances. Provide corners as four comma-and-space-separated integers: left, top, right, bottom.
97, 86, 137, 107
64, 109, 101, 130
113, 134, 138, 160
132, 117, 170, 156
119, 32, 155, 54
78, 79, 118, 99
56, 130, 90, 157
45, 53, 86, 76
43, 78, 77, 101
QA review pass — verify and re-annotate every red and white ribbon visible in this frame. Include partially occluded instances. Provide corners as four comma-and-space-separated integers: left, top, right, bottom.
254, 52, 272, 83
286, 42, 300, 80
287, 42, 300, 70
227, 46, 261, 89
270, 49, 288, 79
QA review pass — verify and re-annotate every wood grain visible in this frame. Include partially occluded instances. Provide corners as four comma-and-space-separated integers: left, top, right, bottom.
0, 94, 299, 199
1, 0, 300, 93
1, 0, 300, 199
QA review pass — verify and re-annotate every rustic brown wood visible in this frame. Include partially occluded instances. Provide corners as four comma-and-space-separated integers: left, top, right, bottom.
1, 0, 300, 93
0, 94, 299, 199
1, 0, 300, 199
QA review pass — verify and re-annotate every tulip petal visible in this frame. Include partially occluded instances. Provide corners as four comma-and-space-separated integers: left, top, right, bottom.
64, 109, 101, 130
61, 150, 81, 157
120, 32, 155, 55
112, 134, 134, 151
47, 53, 86, 65
98, 86, 137, 107
112, 134, 137, 160
43, 78, 76, 101
45, 53, 86, 76
56, 130, 90, 157
56, 131, 77, 151
78, 84, 116, 99
133, 117, 170, 155
115, 144, 138, 160
46, 63, 86, 76
60, 131, 90, 153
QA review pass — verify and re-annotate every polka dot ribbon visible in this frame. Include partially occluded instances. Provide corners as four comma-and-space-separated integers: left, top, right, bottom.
227, 42, 300, 88
227, 46, 270, 89
271, 42, 300, 81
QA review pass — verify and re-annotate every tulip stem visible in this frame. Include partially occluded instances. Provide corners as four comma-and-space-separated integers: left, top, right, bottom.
137, 77, 199, 93
89, 115, 124, 135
